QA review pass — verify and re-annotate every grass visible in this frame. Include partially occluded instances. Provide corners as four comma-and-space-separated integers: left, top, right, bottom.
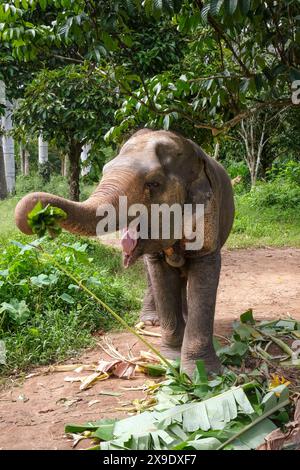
0, 175, 299, 376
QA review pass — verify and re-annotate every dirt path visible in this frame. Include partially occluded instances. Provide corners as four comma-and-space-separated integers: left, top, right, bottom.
0, 247, 299, 450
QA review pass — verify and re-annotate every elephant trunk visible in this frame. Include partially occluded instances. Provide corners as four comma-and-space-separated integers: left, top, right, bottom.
15, 169, 138, 237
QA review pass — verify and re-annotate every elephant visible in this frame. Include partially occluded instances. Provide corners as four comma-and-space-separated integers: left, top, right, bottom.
15, 129, 234, 376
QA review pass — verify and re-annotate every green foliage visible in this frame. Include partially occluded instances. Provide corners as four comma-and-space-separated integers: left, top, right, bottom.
27, 202, 67, 237
38, 160, 51, 183
245, 181, 300, 210
13, 65, 116, 148
266, 160, 300, 186
65, 358, 291, 450
224, 160, 249, 181
2, 0, 299, 138
0, 235, 141, 372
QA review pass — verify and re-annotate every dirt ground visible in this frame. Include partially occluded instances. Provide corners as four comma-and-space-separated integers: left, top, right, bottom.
0, 247, 299, 450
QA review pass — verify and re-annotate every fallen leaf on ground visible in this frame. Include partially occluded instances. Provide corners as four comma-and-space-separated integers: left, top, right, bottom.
80, 372, 109, 391
88, 399, 101, 407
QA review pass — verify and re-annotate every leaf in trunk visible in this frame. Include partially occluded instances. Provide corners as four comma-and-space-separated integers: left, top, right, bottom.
27, 202, 67, 238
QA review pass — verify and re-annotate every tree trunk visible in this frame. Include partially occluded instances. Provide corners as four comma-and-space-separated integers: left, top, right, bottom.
213, 141, 220, 160
0, 142, 7, 199
20, 143, 25, 175
38, 134, 50, 182
80, 143, 92, 176
239, 116, 268, 188
69, 139, 82, 201
2, 100, 15, 194
24, 150, 30, 175
38, 135, 48, 165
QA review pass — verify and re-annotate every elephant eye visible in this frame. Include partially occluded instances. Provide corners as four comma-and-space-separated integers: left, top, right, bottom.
145, 182, 160, 189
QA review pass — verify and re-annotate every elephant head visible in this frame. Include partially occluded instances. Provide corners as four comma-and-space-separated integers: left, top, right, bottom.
15, 129, 232, 267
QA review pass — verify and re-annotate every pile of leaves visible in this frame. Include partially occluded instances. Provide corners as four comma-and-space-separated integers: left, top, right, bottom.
65, 312, 300, 451
216, 309, 300, 373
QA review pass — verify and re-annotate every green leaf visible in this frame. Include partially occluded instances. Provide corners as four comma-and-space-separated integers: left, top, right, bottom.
183, 437, 222, 450
224, 0, 238, 15
0, 299, 30, 325
30, 273, 58, 287
218, 341, 249, 360
290, 68, 300, 82
39, 0, 47, 10
59, 293, 75, 304
201, 4, 210, 21
231, 418, 277, 448
210, 0, 223, 16
143, 363, 167, 376
192, 359, 208, 390
92, 419, 116, 441
239, 0, 251, 16
163, 114, 170, 130
65, 420, 112, 434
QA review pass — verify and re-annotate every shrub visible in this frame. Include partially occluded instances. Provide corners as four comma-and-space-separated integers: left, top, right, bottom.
224, 160, 249, 181
266, 160, 300, 185
245, 180, 300, 209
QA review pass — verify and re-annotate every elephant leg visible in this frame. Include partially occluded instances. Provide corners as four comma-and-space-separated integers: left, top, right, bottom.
140, 263, 160, 326
181, 251, 221, 376
181, 280, 188, 323
145, 254, 185, 360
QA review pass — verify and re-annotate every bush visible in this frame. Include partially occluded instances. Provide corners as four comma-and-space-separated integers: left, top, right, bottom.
266, 160, 300, 185
224, 160, 249, 181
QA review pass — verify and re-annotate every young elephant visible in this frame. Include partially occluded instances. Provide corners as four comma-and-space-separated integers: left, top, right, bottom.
15, 129, 234, 376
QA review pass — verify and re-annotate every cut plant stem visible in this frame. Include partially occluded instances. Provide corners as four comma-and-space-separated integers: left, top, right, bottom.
266, 334, 294, 357
217, 398, 290, 450
40, 250, 180, 378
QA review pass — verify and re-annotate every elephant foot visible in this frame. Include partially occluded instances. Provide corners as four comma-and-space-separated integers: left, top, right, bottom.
181, 352, 221, 378
160, 344, 181, 361
139, 310, 160, 326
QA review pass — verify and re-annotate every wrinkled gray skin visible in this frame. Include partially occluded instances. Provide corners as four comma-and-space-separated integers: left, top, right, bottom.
15, 129, 234, 376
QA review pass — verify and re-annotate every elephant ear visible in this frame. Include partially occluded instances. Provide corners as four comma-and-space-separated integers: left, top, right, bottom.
185, 143, 220, 255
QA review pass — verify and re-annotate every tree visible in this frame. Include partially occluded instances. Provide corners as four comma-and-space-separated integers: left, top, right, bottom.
105, 0, 300, 141
80, 143, 91, 177
38, 134, 50, 182
13, 64, 116, 200
20, 143, 30, 176
1, 98, 15, 194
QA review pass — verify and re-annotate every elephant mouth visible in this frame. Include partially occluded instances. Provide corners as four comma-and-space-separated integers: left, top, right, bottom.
121, 227, 141, 268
